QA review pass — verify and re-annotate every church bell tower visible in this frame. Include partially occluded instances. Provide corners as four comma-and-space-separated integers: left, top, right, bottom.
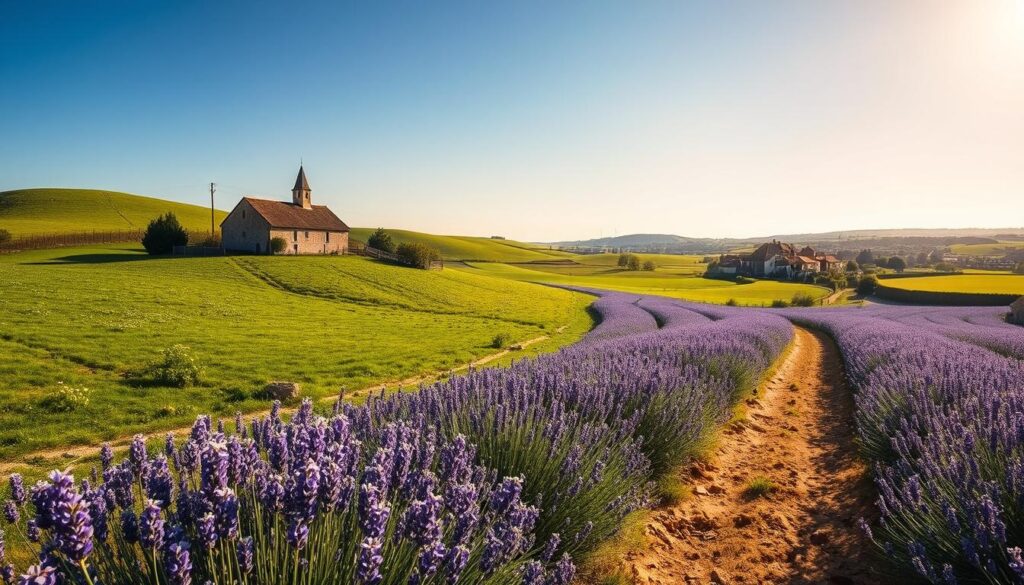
292, 165, 311, 209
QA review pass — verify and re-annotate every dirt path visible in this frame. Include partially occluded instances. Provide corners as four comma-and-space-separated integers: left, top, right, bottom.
0, 335, 550, 474
623, 326, 879, 584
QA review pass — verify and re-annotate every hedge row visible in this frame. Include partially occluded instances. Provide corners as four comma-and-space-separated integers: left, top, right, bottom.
874, 283, 1019, 306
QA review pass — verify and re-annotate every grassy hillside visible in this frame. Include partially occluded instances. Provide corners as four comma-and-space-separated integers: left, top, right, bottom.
949, 241, 1024, 256
0, 245, 593, 461
350, 227, 574, 262
460, 261, 831, 306
0, 188, 226, 236
882, 274, 1024, 295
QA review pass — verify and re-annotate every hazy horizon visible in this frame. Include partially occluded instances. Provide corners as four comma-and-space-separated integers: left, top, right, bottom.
2, 1, 1022, 241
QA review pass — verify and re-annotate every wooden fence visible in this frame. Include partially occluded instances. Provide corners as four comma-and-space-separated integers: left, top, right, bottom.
0, 229, 216, 254
358, 243, 444, 270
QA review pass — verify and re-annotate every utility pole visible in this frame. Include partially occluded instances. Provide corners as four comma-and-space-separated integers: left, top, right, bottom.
209, 182, 216, 235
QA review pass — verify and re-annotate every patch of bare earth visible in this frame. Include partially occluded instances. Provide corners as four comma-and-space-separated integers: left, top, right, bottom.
623, 326, 880, 584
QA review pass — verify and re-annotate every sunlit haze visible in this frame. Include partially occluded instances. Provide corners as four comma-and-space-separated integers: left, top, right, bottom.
2, 0, 1022, 241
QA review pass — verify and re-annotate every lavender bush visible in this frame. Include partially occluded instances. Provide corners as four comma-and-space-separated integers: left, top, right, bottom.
785, 305, 1024, 583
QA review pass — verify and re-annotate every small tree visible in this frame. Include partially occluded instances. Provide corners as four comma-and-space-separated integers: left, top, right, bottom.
846, 260, 859, 272
142, 212, 188, 255
916, 252, 929, 266
1015, 262, 1024, 275
642, 260, 656, 271
368, 228, 396, 253
396, 242, 442, 269
857, 275, 878, 296
887, 257, 907, 273
855, 249, 875, 266
270, 237, 288, 254
929, 249, 945, 264
626, 255, 641, 271
0, 228, 10, 246
617, 253, 630, 267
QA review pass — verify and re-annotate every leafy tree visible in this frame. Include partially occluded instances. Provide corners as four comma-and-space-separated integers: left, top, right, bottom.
887, 257, 907, 273
929, 249, 945, 264
855, 249, 875, 266
141, 212, 188, 255
617, 253, 630, 267
0, 228, 10, 246
846, 260, 859, 272
916, 252, 930, 266
368, 228, 396, 253
642, 260, 656, 271
857, 274, 878, 296
935, 262, 956, 273
270, 237, 288, 254
626, 255, 641, 271
396, 242, 442, 269
1015, 262, 1024, 275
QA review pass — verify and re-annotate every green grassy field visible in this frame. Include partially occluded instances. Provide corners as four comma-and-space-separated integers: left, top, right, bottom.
349, 227, 574, 262
881, 274, 1024, 295
949, 241, 1024, 256
0, 245, 593, 461
0, 188, 226, 236
459, 261, 831, 306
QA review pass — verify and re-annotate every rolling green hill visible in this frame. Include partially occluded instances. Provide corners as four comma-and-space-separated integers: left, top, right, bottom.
349, 227, 574, 262
0, 245, 593, 461
0, 188, 226, 236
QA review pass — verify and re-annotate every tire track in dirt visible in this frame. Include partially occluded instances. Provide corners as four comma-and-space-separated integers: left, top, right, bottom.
623, 326, 879, 584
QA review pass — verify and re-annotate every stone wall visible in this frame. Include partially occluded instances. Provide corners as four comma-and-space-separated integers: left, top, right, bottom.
222, 200, 271, 253
269, 228, 348, 255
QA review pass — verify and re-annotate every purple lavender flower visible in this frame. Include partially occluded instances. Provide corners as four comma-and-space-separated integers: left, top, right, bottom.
120, 510, 139, 544
7, 476, 24, 507
2, 503, 17, 525
358, 484, 390, 539
355, 536, 383, 585
16, 564, 57, 585
147, 455, 173, 507
286, 520, 309, 550
197, 513, 217, 549
236, 536, 254, 575
139, 500, 165, 549
99, 444, 113, 470
163, 539, 192, 585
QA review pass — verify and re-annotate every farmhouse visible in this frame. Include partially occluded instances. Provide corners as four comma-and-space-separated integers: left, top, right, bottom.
221, 166, 349, 254
715, 240, 845, 279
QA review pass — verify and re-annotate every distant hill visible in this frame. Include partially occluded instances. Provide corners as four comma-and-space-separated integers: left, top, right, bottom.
0, 188, 226, 236
553, 227, 1024, 255
350, 227, 575, 263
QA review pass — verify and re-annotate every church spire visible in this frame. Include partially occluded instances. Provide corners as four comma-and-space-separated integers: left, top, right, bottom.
292, 165, 311, 209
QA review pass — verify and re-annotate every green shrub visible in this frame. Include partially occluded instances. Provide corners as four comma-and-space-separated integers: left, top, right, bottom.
195, 233, 221, 248
744, 475, 776, 498
0, 228, 10, 245
642, 260, 656, 271
736, 276, 755, 284
39, 382, 91, 412
396, 242, 442, 269
141, 212, 188, 255
367, 227, 396, 253
491, 332, 513, 349
270, 237, 287, 254
791, 292, 816, 307
770, 299, 789, 308
725, 298, 738, 306
150, 344, 204, 387
857, 274, 879, 296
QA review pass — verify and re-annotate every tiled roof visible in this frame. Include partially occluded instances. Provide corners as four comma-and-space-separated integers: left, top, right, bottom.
239, 197, 349, 231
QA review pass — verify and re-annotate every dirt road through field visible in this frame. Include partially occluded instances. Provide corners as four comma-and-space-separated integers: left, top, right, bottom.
623, 326, 879, 584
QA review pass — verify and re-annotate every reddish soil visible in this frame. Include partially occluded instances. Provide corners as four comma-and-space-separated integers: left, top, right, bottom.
622, 326, 880, 584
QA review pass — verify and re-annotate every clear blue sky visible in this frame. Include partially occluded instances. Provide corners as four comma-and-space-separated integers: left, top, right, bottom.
2, 1, 1022, 241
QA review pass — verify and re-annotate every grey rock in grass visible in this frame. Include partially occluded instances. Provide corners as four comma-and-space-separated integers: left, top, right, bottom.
264, 381, 300, 400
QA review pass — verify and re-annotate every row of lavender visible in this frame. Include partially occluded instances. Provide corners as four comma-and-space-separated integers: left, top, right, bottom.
0, 291, 793, 584
783, 304, 1024, 583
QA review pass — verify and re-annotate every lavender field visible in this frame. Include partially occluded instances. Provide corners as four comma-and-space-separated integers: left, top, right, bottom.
2, 290, 1022, 584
